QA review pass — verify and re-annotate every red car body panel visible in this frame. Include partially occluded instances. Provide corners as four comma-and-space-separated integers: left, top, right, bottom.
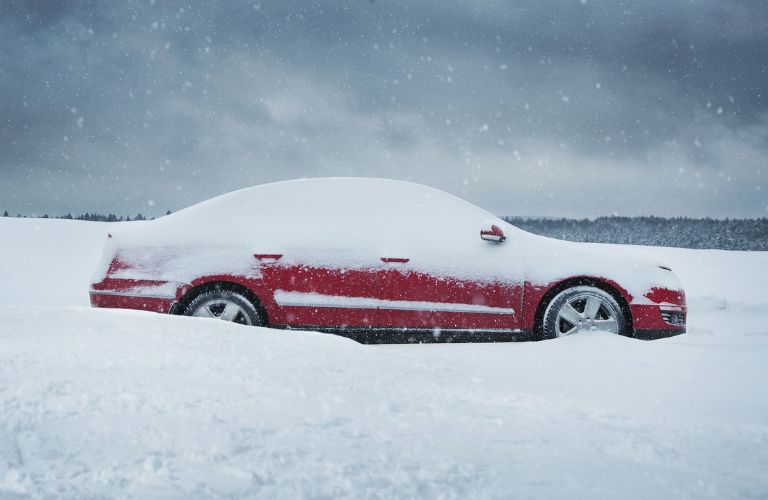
90, 262, 686, 341
261, 264, 378, 327
90, 277, 175, 313
376, 268, 521, 330
90, 292, 173, 314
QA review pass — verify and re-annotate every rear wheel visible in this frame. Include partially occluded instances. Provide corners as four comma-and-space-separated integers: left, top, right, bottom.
542, 286, 627, 339
183, 289, 263, 326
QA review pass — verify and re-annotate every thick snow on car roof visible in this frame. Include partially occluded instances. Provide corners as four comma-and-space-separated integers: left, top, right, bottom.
105, 178, 512, 281
115, 177, 504, 250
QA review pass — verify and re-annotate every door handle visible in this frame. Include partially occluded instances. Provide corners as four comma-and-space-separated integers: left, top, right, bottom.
254, 254, 283, 262
381, 257, 409, 263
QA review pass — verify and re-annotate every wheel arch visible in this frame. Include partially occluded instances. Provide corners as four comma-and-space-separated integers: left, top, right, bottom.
530, 276, 634, 339
174, 278, 271, 326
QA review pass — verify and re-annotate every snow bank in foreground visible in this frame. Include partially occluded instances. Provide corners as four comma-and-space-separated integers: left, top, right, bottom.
1, 217, 768, 498
2, 307, 767, 499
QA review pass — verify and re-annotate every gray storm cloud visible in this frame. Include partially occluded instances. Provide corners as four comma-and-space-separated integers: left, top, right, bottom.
1, 0, 766, 217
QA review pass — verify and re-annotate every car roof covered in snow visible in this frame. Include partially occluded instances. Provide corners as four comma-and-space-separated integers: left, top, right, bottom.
112, 177, 508, 251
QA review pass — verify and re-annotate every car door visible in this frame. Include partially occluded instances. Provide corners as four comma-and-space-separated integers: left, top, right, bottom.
375, 220, 523, 335
259, 250, 379, 331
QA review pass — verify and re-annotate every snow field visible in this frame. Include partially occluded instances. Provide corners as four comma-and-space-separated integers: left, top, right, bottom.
1, 217, 767, 499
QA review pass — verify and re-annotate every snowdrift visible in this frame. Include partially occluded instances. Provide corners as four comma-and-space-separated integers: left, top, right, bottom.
1, 217, 767, 498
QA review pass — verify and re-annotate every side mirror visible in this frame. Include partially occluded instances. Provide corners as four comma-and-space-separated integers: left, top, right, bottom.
480, 224, 506, 243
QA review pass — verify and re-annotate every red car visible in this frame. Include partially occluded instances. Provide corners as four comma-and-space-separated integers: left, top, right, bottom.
90, 178, 686, 342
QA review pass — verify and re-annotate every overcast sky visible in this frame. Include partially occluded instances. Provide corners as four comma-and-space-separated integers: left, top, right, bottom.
1, 0, 767, 218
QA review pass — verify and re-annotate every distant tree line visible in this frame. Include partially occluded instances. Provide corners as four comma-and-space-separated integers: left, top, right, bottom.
2, 210, 767, 250
503, 216, 768, 251
2, 210, 172, 222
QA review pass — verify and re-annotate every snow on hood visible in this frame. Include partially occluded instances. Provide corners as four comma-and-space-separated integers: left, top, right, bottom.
519, 233, 684, 303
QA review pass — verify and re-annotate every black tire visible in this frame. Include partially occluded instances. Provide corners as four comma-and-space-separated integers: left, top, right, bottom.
542, 285, 627, 339
183, 289, 263, 326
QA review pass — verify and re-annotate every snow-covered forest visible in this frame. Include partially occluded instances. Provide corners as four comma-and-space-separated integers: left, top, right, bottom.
506, 216, 768, 250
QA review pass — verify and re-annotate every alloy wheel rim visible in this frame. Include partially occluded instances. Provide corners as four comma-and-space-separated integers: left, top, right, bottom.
192, 299, 252, 325
555, 293, 619, 337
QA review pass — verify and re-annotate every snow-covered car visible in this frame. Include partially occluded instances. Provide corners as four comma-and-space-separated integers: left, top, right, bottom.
90, 178, 686, 341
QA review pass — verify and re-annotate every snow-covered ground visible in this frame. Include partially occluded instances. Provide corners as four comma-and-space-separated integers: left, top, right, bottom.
1, 217, 767, 499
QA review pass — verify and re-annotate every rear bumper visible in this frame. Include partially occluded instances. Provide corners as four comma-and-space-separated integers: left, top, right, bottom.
90, 290, 175, 314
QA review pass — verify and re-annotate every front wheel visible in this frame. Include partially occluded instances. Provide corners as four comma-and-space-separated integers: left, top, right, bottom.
183, 289, 263, 326
542, 286, 627, 339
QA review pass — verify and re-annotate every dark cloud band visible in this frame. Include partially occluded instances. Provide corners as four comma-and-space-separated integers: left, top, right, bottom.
1, 0, 766, 217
